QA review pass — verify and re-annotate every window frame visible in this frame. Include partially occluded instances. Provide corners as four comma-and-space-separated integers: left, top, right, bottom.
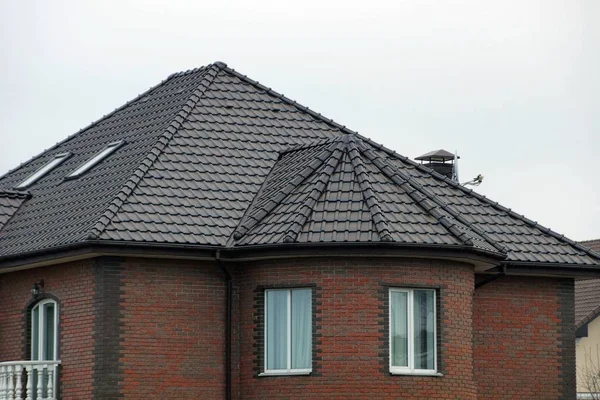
66, 140, 124, 179
31, 298, 59, 362
263, 288, 312, 376
389, 288, 437, 375
15, 152, 71, 189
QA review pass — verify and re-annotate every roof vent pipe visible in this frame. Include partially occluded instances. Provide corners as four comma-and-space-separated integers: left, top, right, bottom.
415, 149, 459, 181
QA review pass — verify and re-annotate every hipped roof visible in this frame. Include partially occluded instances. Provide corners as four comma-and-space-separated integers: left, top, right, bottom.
0, 62, 599, 270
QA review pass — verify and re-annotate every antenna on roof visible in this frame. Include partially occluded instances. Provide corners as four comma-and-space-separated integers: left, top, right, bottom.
462, 174, 484, 187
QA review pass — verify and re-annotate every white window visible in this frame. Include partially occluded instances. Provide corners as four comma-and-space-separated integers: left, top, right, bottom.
264, 288, 312, 375
389, 288, 437, 375
67, 140, 124, 178
31, 299, 58, 361
15, 153, 70, 189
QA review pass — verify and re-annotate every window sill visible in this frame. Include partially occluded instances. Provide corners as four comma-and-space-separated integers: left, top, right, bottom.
259, 370, 312, 377
389, 371, 443, 377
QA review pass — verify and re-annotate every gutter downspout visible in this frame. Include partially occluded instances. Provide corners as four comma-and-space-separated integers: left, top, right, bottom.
474, 265, 506, 289
216, 250, 232, 400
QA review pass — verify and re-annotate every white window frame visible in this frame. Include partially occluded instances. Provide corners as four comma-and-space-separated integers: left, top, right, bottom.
389, 288, 438, 376
31, 299, 59, 361
15, 152, 71, 189
66, 140, 124, 178
262, 288, 312, 376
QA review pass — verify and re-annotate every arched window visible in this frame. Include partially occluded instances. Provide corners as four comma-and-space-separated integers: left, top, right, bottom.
31, 299, 58, 361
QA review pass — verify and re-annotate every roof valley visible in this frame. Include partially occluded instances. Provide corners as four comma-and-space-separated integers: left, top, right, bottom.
356, 136, 600, 261
1, 61, 598, 267
358, 142, 506, 254
232, 141, 343, 241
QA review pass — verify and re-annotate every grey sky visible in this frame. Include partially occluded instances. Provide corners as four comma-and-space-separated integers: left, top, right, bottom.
0, 0, 598, 241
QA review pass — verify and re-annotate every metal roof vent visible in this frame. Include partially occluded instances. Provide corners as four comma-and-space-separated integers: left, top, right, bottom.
415, 149, 459, 181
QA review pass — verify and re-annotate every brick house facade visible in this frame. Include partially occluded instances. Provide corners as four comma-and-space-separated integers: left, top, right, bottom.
1, 62, 598, 399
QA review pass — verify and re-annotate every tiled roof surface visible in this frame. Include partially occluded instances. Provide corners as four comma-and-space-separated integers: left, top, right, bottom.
0, 191, 29, 232
0, 61, 599, 270
97, 69, 337, 245
234, 136, 502, 257
575, 240, 600, 326
0, 66, 213, 256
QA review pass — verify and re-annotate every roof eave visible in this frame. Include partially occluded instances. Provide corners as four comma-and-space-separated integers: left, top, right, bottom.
499, 261, 600, 278
0, 240, 504, 273
2, 239, 599, 279
576, 305, 600, 329
0, 240, 221, 273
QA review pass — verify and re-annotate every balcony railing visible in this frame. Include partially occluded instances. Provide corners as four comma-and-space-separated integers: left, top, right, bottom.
0, 361, 60, 400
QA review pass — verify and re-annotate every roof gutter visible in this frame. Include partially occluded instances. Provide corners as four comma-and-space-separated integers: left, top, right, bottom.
2, 240, 600, 279
0, 240, 504, 273
500, 262, 600, 278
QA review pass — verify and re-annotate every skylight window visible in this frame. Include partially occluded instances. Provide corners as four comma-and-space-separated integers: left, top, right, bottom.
15, 152, 71, 189
67, 140, 124, 178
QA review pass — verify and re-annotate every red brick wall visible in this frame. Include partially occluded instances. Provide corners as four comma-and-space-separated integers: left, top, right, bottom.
237, 258, 476, 399
119, 259, 227, 399
0, 261, 95, 399
0, 257, 576, 400
473, 275, 575, 399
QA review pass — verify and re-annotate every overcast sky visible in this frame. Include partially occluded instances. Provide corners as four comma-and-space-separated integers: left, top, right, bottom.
0, 0, 598, 241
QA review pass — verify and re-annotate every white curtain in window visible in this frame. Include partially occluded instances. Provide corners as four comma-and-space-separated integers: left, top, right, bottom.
413, 290, 435, 370
267, 291, 288, 370
291, 289, 311, 369
390, 291, 408, 367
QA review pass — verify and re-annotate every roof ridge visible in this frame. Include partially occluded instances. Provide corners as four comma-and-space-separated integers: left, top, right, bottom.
282, 144, 345, 243
347, 137, 393, 242
0, 71, 185, 188
232, 142, 340, 241
86, 64, 221, 240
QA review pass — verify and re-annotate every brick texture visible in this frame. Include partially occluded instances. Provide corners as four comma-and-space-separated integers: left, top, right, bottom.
93, 257, 124, 399
473, 275, 576, 399
0, 256, 578, 400
119, 259, 226, 399
0, 261, 95, 399
237, 257, 477, 399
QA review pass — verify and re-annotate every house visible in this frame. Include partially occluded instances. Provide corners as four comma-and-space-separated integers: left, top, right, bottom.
576, 239, 600, 399
1, 61, 599, 400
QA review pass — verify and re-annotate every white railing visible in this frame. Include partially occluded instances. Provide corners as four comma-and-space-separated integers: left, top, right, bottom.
0, 361, 60, 400
578, 393, 600, 400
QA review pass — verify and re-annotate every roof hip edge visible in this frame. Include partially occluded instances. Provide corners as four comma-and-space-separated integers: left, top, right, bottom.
86, 64, 221, 240
214, 63, 358, 136
282, 145, 344, 243
347, 137, 393, 242
358, 141, 506, 254
356, 135, 600, 262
